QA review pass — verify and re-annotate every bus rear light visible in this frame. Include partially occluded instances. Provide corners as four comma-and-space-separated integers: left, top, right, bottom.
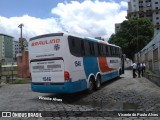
64, 71, 70, 81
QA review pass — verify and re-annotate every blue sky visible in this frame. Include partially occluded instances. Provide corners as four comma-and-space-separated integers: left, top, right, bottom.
0, 0, 64, 18
0, 0, 127, 18
0, 0, 128, 40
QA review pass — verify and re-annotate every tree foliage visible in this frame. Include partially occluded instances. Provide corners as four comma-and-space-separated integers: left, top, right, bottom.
108, 18, 154, 60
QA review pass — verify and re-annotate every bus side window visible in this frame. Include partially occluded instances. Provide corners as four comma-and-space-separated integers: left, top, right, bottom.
68, 36, 85, 57
80, 40, 85, 56
106, 45, 109, 57
94, 43, 98, 57
116, 47, 120, 57
112, 47, 115, 57
89, 42, 95, 56
97, 43, 101, 56
110, 46, 113, 57
98, 44, 103, 56
103, 44, 106, 56
71, 38, 75, 48
84, 41, 90, 56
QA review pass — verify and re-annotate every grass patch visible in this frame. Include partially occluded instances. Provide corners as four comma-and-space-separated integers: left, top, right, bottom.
6, 79, 30, 84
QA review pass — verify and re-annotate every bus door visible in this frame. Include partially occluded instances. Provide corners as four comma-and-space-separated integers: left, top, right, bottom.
121, 54, 126, 74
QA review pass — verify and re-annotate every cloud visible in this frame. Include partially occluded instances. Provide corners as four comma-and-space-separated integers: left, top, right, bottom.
52, 0, 127, 38
120, 1, 128, 8
0, 15, 62, 40
0, 0, 127, 41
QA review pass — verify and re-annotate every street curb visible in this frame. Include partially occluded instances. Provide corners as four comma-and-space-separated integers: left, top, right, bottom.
144, 72, 160, 87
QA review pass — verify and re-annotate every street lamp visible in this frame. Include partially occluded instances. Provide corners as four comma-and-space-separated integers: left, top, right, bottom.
18, 23, 24, 78
18, 23, 24, 53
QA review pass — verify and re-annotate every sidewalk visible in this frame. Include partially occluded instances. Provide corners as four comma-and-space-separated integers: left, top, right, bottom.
144, 72, 160, 87
122, 70, 160, 87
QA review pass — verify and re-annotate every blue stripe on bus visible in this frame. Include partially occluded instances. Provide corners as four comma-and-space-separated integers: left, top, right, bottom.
83, 57, 99, 78
31, 79, 87, 93
101, 71, 118, 83
84, 37, 98, 42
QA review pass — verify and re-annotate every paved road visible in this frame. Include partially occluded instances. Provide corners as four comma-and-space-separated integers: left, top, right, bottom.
0, 70, 160, 120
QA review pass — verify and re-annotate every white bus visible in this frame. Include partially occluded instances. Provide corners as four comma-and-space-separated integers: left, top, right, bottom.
29, 33, 124, 93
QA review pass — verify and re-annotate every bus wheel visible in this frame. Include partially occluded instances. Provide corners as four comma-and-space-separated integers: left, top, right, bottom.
95, 76, 101, 90
88, 78, 94, 93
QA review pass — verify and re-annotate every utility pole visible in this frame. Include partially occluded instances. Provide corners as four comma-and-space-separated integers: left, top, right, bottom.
18, 24, 24, 53
18, 23, 24, 78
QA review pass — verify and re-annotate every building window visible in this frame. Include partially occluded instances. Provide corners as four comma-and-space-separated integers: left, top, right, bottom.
155, 2, 158, 4
156, 12, 159, 14
157, 27, 159, 30
156, 17, 159, 19
156, 7, 158, 9
156, 22, 159, 25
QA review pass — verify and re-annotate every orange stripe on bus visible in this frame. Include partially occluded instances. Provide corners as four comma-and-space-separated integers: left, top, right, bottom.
98, 57, 114, 72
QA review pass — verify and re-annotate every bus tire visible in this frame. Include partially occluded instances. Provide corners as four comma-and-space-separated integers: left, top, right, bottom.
87, 77, 94, 93
95, 75, 101, 90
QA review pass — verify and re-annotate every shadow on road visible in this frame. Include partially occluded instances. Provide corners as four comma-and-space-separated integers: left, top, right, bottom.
30, 77, 140, 110
41, 77, 123, 104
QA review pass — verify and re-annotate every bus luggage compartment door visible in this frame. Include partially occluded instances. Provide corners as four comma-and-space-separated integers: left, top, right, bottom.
31, 59, 64, 83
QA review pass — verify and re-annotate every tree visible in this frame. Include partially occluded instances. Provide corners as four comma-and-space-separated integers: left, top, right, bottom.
109, 18, 154, 60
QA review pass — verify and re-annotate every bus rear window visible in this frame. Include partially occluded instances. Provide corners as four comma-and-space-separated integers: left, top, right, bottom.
68, 36, 85, 57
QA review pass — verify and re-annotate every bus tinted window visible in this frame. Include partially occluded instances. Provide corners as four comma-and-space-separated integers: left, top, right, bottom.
84, 41, 95, 56
109, 46, 113, 56
106, 45, 109, 56
89, 42, 95, 56
68, 36, 85, 57
94, 43, 98, 56
103, 44, 106, 56
84, 41, 90, 56
98, 44, 104, 56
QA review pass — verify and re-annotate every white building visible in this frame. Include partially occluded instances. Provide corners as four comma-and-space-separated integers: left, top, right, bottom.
127, 0, 160, 35
13, 41, 22, 61
135, 32, 160, 73
0, 34, 14, 64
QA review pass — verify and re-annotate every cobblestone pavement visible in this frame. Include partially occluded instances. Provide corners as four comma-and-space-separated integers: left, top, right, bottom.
0, 70, 160, 120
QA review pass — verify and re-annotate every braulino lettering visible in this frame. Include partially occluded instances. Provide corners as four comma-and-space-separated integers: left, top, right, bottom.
31, 39, 60, 46
56, 39, 60, 43
31, 42, 35, 46
35, 42, 38, 46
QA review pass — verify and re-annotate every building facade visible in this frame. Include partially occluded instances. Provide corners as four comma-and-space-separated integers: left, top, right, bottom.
134, 32, 160, 73
127, 0, 160, 35
0, 34, 14, 64
13, 41, 19, 61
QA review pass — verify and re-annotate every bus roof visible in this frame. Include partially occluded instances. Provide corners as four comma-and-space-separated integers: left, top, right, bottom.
29, 32, 121, 48
30, 33, 64, 41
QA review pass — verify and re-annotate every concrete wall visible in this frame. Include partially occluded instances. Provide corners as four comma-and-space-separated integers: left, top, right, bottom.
135, 32, 160, 73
